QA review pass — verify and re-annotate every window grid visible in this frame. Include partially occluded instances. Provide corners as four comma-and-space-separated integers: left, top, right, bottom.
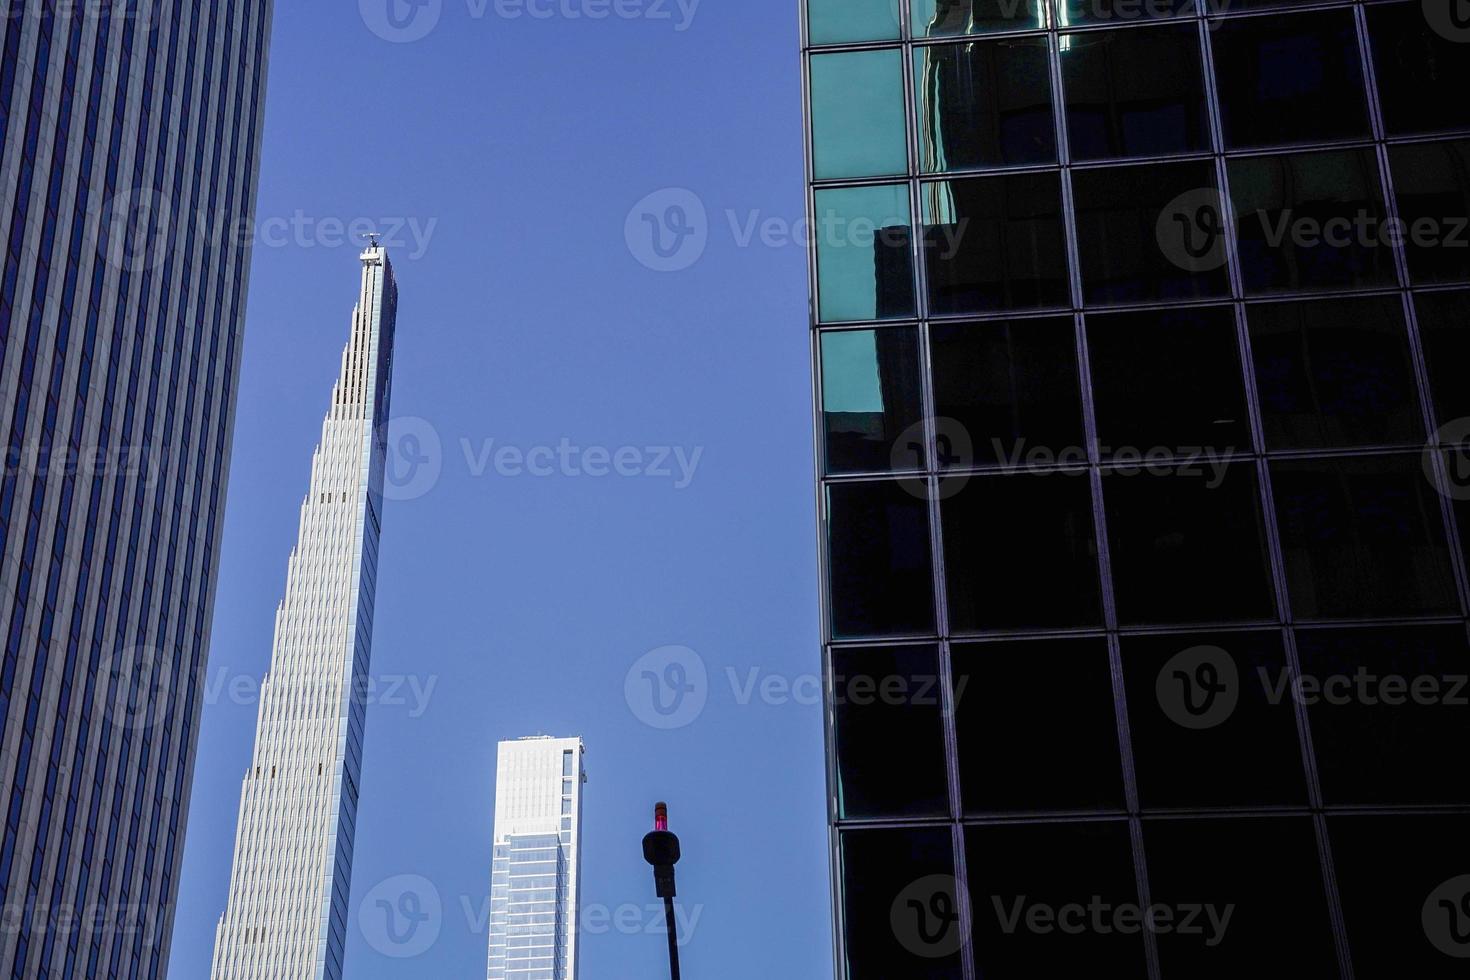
806, 1, 1470, 978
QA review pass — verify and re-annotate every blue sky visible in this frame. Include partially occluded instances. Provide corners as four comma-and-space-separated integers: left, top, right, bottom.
168, 1, 830, 976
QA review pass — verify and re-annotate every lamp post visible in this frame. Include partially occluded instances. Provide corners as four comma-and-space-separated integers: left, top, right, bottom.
642, 802, 683, 980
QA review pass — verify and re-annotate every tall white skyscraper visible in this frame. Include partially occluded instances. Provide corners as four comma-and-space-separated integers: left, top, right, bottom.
209, 246, 399, 980
487, 736, 587, 980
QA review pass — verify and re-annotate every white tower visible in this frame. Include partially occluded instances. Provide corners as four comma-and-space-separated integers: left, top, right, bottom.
487, 736, 587, 980
209, 246, 398, 979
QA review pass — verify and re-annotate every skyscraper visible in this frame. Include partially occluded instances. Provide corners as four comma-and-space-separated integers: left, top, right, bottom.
803, 1, 1470, 978
208, 245, 398, 980
486, 736, 586, 980
0, 3, 272, 977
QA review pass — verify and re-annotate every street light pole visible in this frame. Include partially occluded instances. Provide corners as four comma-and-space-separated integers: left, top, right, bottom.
642, 802, 683, 980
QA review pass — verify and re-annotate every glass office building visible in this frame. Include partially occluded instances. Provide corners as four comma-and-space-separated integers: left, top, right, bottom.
802, 1, 1470, 977
486, 736, 586, 980
0, 3, 272, 978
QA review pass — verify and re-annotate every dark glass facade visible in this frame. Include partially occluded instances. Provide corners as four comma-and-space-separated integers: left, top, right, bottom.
803, 1, 1470, 977
0, 3, 272, 978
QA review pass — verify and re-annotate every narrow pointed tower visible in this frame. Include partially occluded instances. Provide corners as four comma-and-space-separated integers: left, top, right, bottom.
209, 246, 398, 979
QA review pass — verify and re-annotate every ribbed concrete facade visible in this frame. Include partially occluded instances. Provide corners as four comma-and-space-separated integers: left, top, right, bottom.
209, 246, 397, 980
0, 3, 272, 978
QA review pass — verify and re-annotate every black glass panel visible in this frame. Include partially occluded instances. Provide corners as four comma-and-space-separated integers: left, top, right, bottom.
841, 827, 964, 980
1061, 0, 1193, 23
953, 638, 1124, 813
1086, 305, 1251, 456
1061, 22, 1209, 161
833, 645, 951, 818
1367, 0, 1470, 136
1211, 9, 1370, 149
929, 316, 1084, 467
915, 38, 1056, 172
1271, 454, 1459, 619
1332, 813, 1470, 978
1389, 138, 1470, 286
1121, 630, 1308, 808
822, 327, 926, 474
1415, 289, 1470, 432
1295, 625, 1470, 805
827, 480, 936, 639
1229, 148, 1396, 294
913, 0, 1046, 37
1073, 160, 1231, 305
966, 822, 1145, 978
1144, 818, 1338, 979
1247, 296, 1422, 450
1103, 463, 1275, 625
941, 472, 1102, 631
923, 172, 1070, 314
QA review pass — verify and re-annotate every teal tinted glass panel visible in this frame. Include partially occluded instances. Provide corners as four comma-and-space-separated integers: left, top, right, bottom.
810, 50, 908, 180
815, 184, 915, 322
809, 0, 902, 45
913, 0, 1045, 36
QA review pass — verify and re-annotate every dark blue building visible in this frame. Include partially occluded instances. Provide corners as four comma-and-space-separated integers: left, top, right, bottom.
0, 2, 272, 977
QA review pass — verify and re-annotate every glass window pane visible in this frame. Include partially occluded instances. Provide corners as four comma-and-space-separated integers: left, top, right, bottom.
1061, 22, 1209, 161
1143, 818, 1338, 979
913, 0, 1045, 37
922, 172, 1069, 314
1059, 0, 1192, 25
808, 0, 902, 45
966, 822, 1144, 975
1296, 625, 1470, 806
1103, 463, 1275, 625
929, 316, 1084, 467
840, 827, 963, 980
1074, 160, 1231, 305
941, 472, 1102, 631
827, 480, 936, 638
815, 184, 914, 322
1367, 0, 1470, 137
953, 638, 1124, 812
1228, 148, 1396, 295
1271, 454, 1459, 620
822, 327, 925, 474
1122, 631, 1308, 808
832, 645, 950, 819
1331, 814, 1470, 976
1086, 305, 1251, 456
811, 50, 908, 180
1211, 9, 1370, 149
1388, 138, 1470, 286
914, 38, 1056, 173
1247, 296, 1422, 450
1414, 288, 1470, 431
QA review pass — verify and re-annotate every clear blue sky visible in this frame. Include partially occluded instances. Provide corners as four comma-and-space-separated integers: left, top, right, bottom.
168, 1, 829, 976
